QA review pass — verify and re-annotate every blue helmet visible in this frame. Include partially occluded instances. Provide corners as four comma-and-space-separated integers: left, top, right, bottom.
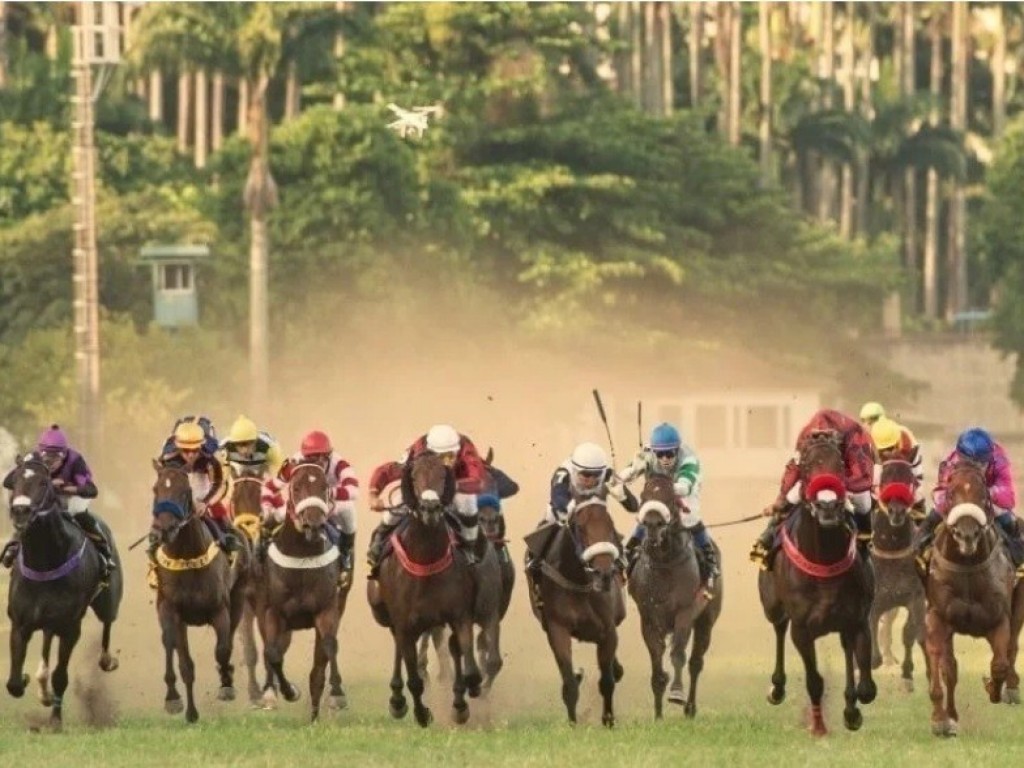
650, 423, 681, 451
956, 427, 995, 463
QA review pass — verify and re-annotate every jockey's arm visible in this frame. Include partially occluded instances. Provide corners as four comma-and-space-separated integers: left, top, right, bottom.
489, 466, 520, 499
455, 439, 487, 495
265, 441, 284, 478
673, 452, 700, 498
549, 467, 572, 515
202, 455, 228, 507
369, 461, 403, 509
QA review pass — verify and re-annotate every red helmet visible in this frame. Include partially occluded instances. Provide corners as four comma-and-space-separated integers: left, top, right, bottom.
300, 430, 333, 457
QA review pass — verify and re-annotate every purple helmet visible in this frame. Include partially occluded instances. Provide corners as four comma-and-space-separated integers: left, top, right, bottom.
37, 424, 69, 452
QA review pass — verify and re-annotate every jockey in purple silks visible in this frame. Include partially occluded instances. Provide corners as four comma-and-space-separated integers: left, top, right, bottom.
2, 425, 115, 579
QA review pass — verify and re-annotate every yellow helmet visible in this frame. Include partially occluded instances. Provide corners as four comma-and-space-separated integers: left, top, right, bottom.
174, 421, 205, 450
227, 415, 259, 444
871, 417, 902, 452
859, 401, 886, 423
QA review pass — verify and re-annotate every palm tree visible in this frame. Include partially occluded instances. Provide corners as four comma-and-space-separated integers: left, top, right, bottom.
1, 1, 9, 89
923, 4, 946, 320
759, 1, 772, 186
947, 0, 968, 321
839, 1, 856, 238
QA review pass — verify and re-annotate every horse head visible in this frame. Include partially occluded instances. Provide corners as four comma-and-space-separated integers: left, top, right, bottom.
150, 460, 195, 547
8, 453, 60, 533
229, 467, 264, 517
799, 431, 847, 528
403, 452, 455, 528
943, 462, 992, 558
570, 495, 620, 591
477, 494, 503, 542
638, 474, 680, 553
288, 463, 331, 542
876, 459, 916, 530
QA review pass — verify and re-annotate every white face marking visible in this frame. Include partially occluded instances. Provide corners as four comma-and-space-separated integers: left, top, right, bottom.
23, 468, 35, 479
165, 478, 172, 488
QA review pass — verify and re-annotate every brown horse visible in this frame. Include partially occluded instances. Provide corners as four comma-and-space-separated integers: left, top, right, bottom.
869, 459, 926, 692
628, 474, 722, 719
524, 492, 626, 727
758, 433, 876, 736
924, 462, 1024, 736
368, 451, 482, 727
254, 462, 350, 721
149, 462, 250, 723
5, 454, 122, 730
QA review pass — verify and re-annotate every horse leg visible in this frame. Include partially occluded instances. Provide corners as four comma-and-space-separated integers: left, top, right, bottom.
767, 616, 789, 705
311, 610, 340, 722
327, 631, 347, 710
212, 607, 236, 702
264, 612, 300, 704
36, 631, 53, 706
455, 616, 482, 697
416, 632, 431, 681
853, 617, 878, 705
667, 619, 689, 709
840, 630, 863, 731
790, 623, 826, 736
480, 617, 503, 691
240, 602, 262, 703
545, 622, 580, 724
388, 635, 408, 719
448, 623, 470, 725
6, 623, 31, 699
925, 612, 955, 736
685, 614, 715, 720
1005, 586, 1024, 704
48, 626, 82, 731
175, 622, 199, 723
399, 629, 432, 727
878, 608, 897, 666
98, 616, 118, 672
597, 630, 619, 728
984, 618, 1012, 704
900, 600, 923, 693
310, 632, 328, 723
157, 602, 183, 715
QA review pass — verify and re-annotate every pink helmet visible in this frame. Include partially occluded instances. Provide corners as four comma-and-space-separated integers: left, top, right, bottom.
37, 424, 69, 452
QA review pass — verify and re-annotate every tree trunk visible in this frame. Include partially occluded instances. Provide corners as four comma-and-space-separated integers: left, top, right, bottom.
817, 0, 835, 222
0, 0, 7, 89
238, 77, 249, 135
715, 1, 730, 139
689, 2, 703, 108
212, 71, 224, 152
856, 4, 875, 239
630, 1, 643, 109
924, 12, 943, 321
946, 0, 968, 321
728, 1, 741, 146
148, 70, 163, 123
660, 2, 673, 116
759, 1, 772, 185
993, 2, 1006, 137
334, 0, 347, 110
177, 70, 191, 153
839, 1, 856, 238
284, 58, 300, 120
902, 4, 918, 310
194, 70, 208, 169
644, 1, 658, 114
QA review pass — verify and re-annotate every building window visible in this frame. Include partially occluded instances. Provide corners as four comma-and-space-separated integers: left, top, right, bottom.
695, 404, 728, 449
747, 405, 780, 448
160, 264, 192, 291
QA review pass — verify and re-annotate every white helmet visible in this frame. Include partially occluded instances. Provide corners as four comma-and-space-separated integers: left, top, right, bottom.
569, 441, 607, 495
426, 424, 460, 454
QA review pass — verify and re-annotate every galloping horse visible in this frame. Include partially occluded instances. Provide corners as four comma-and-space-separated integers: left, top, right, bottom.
5, 454, 123, 729
369, 451, 481, 727
924, 462, 1024, 737
524, 491, 626, 727
869, 459, 926, 692
758, 433, 876, 736
628, 475, 722, 719
149, 462, 249, 723
255, 461, 350, 721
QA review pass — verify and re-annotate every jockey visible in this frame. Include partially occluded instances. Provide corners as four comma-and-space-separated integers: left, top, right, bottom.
366, 424, 488, 578
220, 414, 283, 479
750, 408, 877, 568
870, 416, 926, 518
915, 427, 1024, 573
1, 425, 115, 579
475, 463, 520, 542
154, 420, 240, 556
859, 401, 886, 427
159, 414, 219, 458
617, 422, 719, 589
260, 430, 358, 576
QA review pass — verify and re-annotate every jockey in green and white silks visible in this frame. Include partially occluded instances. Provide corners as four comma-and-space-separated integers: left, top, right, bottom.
618, 422, 719, 588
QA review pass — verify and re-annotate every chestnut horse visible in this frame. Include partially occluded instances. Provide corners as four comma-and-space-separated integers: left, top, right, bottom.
524, 491, 626, 727
255, 462, 350, 721
869, 459, 926, 692
758, 432, 876, 736
5, 454, 122, 729
628, 474, 722, 719
368, 451, 482, 727
924, 462, 1024, 737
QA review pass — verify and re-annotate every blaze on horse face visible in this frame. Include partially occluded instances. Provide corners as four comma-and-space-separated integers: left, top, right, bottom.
150, 462, 194, 546
289, 463, 331, 542
404, 452, 455, 528
8, 454, 57, 532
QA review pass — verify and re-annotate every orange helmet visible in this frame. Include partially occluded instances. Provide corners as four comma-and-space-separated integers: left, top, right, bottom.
174, 421, 205, 450
300, 430, 332, 457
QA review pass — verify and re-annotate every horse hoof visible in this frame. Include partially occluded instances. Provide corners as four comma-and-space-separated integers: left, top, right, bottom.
1003, 687, 1021, 705
329, 693, 348, 710
47, 716, 63, 733
811, 724, 828, 737
415, 707, 433, 728
185, 708, 199, 724
984, 677, 1002, 704
260, 690, 278, 711
7, 673, 29, 698
39, 693, 53, 707
217, 686, 236, 702
165, 698, 184, 715
98, 655, 119, 673
247, 685, 262, 705
857, 679, 877, 704
283, 685, 301, 703
766, 687, 785, 706
667, 687, 685, 705
844, 708, 863, 731
932, 719, 957, 737
684, 702, 696, 719
902, 678, 915, 694
452, 705, 470, 725
389, 699, 408, 719
602, 713, 615, 728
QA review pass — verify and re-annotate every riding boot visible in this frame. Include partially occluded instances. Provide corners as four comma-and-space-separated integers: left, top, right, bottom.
913, 510, 942, 576
73, 511, 116, 580
1, 530, 23, 569
853, 512, 873, 559
750, 515, 782, 570
623, 528, 644, 575
367, 519, 401, 580
995, 514, 1024, 575
697, 540, 719, 593
204, 516, 241, 554
337, 531, 355, 577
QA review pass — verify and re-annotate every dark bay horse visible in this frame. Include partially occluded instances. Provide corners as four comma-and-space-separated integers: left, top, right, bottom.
924, 462, 1024, 736
149, 462, 249, 723
255, 462, 350, 721
5, 454, 123, 729
368, 451, 481, 727
758, 433, 876, 736
524, 492, 626, 727
628, 475, 722, 719
869, 459, 926, 692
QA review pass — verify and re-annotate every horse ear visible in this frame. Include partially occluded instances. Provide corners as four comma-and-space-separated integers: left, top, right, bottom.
441, 466, 456, 507
484, 447, 494, 466
400, 462, 417, 510
15, 453, 23, 466
152, 457, 161, 472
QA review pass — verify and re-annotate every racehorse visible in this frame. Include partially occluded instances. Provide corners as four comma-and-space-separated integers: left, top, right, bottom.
924, 462, 1024, 736
524, 490, 626, 727
253, 461, 349, 721
628, 475, 722, 719
5, 454, 123, 729
757, 432, 876, 736
368, 451, 482, 727
149, 461, 249, 723
869, 459, 926, 692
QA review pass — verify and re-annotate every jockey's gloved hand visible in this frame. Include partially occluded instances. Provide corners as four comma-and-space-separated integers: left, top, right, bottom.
627, 451, 647, 477
605, 480, 627, 503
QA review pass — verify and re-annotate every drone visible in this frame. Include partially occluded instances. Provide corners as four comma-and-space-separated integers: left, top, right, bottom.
386, 103, 442, 139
